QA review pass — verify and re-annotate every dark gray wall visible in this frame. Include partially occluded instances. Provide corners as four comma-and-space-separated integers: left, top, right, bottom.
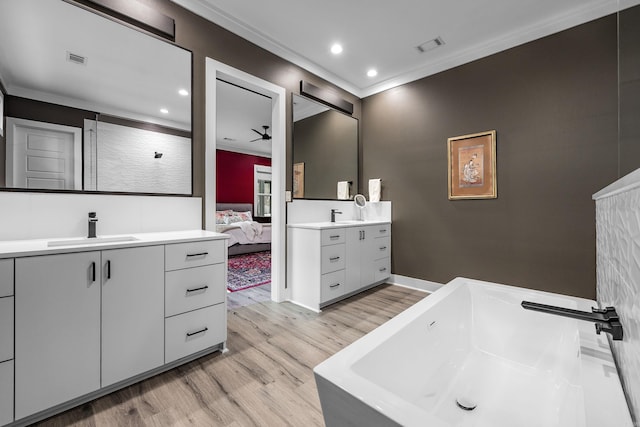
362, 16, 620, 299
293, 110, 358, 199
619, 5, 640, 176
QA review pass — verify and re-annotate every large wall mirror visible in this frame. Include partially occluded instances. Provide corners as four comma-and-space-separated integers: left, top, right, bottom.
292, 94, 358, 200
0, 0, 192, 195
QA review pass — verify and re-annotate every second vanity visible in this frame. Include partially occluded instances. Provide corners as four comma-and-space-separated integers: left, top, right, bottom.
0, 230, 228, 427
287, 221, 391, 312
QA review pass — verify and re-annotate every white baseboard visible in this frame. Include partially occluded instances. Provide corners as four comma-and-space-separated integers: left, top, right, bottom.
389, 274, 444, 293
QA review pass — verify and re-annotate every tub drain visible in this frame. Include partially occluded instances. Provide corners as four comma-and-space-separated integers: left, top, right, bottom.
456, 397, 477, 411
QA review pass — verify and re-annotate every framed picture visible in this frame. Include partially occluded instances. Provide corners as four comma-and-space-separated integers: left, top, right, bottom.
447, 130, 496, 200
293, 162, 305, 198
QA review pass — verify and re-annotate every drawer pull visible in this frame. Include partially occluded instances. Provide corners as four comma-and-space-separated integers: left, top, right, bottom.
329, 256, 341, 262
186, 285, 209, 294
186, 252, 209, 258
379, 246, 387, 250
330, 235, 340, 239
379, 229, 387, 233
379, 267, 387, 272
329, 283, 341, 288
186, 327, 208, 337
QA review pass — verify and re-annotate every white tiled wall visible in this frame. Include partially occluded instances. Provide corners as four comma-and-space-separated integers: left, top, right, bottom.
0, 192, 202, 241
594, 169, 640, 423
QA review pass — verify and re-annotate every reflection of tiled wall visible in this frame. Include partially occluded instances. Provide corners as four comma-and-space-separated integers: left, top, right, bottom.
596, 182, 640, 423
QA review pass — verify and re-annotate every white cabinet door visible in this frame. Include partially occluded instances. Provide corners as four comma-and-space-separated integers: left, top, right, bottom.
101, 246, 164, 387
346, 224, 391, 294
345, 227, 363, 294
15, 252, 101, 419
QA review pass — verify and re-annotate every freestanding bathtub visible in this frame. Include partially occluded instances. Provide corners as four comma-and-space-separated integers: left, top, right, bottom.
314, 277, 632, 427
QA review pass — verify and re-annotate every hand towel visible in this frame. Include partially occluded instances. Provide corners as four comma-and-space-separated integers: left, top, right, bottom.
369, 178, 381, 202
337, 181, 350, 200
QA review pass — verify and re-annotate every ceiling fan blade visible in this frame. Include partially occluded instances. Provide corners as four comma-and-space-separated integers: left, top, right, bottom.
252, 128, 263, 136
250, 137, 262, 142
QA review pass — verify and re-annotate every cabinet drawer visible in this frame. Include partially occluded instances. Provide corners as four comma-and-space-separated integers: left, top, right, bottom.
0, 360, 13, 426
321, 228, 345, 246
166, 264, 226, 317
165, 304, 226, 363
0, 259, 13, 298
165, 240, 225, 271
321, 244, 346, 274
0, 297, 13, 363
372, 224, 390, 238
320, 269, 346, 303
373, 236, 391, 260
374, 258, 391, 282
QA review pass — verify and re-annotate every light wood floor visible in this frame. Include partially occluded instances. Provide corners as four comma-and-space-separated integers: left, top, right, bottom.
35, 285, 427, 427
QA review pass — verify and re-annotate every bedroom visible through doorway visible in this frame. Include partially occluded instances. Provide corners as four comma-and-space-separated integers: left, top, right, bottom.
215, 78, 273, 308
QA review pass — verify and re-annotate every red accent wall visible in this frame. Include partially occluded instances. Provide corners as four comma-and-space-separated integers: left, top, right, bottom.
216, 150, 271, 204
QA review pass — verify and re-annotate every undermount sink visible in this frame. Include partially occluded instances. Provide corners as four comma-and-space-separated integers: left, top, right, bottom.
333, 220, 364, 224
47, 236, 139, 247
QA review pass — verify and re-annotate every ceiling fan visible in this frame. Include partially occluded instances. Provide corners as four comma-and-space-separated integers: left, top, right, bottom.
251, 125, 272, 142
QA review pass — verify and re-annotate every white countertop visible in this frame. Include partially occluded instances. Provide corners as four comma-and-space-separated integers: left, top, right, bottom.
0, 230, 228, 258
287, 220, 390, 230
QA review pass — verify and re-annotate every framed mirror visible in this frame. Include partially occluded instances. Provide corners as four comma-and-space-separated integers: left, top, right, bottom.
0, 0, 192, 195
292, 94, 358, 200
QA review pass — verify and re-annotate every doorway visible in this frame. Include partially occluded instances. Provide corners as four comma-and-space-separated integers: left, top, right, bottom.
205, 58, 287, 303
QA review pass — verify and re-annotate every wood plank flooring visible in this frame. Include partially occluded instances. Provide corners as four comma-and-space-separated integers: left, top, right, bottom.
34, 285, 427, 427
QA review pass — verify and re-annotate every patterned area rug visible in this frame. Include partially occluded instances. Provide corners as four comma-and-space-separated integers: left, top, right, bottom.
227, 251, 271, 292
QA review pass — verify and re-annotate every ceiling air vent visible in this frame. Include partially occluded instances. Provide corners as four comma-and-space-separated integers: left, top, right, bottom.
66, 51, 87, 65
416, 37, 445, 54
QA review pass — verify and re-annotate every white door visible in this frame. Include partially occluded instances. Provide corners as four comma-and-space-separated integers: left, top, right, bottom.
14, 252, 101, 419
101, 246, 165, 387
5, 117, 82, 190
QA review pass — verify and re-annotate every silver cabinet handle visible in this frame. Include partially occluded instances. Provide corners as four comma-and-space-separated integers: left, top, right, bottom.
329, 256, 341, 261
186, 285, 209, 294
329, 283, 341, 288
380, 229, 387, 233
379, 267, 387, 272
91, 262, 96, 282
186, 327, 208, 337
330, 235, 340, 239
106, 260, 111, 279
186, 252, 208, 258
379, 246, 387, 250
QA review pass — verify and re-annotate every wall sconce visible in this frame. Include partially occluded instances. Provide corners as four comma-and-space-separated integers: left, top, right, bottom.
154, 152, 163, 158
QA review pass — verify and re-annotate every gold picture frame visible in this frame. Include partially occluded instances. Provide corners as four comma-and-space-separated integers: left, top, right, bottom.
293, 162, 305, 198
447, 130, 496, 200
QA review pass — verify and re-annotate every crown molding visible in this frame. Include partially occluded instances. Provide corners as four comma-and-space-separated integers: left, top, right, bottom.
172, 0, 639, 99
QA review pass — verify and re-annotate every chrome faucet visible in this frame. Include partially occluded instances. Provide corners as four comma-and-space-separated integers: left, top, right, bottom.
330, 209, 342, 223
88, 212, 98, 238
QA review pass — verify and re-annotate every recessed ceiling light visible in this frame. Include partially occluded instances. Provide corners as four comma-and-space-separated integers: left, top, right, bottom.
160, 108, 169, 114
330, 43, 343, 55
178, 89, 189, 96
367, 69, 378, 77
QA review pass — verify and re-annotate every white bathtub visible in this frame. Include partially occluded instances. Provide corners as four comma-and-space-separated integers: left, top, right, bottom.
314, 277, 632, 427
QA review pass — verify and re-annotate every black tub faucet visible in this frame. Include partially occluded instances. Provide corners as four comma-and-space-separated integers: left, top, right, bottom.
522, 301, 623, 340
88, 212, 98, 238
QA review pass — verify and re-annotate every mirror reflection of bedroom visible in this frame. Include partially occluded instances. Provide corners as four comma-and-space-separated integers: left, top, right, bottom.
216, 79, 273, 309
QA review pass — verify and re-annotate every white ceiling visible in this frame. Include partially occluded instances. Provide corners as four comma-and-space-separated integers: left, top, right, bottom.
172, 0, 637, 98
216, 79, 273, 156
0, 0, 191, 130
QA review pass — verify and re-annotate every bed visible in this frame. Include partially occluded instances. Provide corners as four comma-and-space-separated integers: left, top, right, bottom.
215, 203, 271, 256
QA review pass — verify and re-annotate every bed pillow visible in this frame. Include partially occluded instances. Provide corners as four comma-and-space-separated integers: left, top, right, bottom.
225, 210, 253, 224
215, 210, 232, 224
